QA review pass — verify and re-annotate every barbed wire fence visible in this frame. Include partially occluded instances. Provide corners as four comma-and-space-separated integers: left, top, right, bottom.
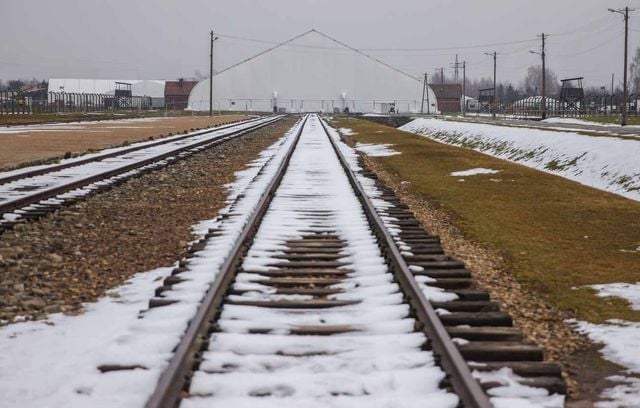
0, 91, 152, 116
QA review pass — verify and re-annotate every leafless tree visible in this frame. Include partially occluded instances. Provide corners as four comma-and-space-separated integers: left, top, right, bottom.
629, 47, 640, 94
519, 65, 560, 97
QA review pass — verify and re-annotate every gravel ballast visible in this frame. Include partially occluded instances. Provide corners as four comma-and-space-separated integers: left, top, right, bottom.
0, 118, 295, 326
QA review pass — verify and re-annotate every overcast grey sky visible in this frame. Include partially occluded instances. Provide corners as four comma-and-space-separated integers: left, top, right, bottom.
2, 0, 640, 88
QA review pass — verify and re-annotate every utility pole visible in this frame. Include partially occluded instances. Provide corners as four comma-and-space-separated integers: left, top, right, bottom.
454, 54, 459, 82
609, 7, 634, 125
530, 33, 547, 119
425, 73, 430, 114
485, 51, 497, 119
209, 31, 218, 117
462, 61, 466, 116
440, 67, 444, 86
451, 58, 465, 114
611, 73, 615, 114
421, 73, 427, 114
541, 34, 546, 120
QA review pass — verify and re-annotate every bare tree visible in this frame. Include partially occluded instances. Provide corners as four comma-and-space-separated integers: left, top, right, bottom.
430, 69, 448, 85
519, 65, 560, 97
464, 77, 493, 98
629, 47, 640, 94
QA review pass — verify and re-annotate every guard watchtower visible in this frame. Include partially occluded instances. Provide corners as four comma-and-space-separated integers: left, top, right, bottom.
114, 82, 132, 109
478, 88, 494, 113
559, 77, 584, 113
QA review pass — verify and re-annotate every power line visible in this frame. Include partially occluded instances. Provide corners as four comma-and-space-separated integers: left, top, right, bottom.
212, 31, 539, 52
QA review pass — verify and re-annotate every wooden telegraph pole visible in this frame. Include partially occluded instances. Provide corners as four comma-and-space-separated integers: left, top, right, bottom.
462, 61, 466, 116
609, 6, 634, 126
485, 52, 497, 119
421, 73, 427, 114
530, 33, 547, 119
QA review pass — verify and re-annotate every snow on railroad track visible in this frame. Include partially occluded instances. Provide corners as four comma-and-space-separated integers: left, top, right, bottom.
183, 115, 457, 407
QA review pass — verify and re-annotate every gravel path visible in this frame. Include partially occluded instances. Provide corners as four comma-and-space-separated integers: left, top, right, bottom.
0, 118, 295, 326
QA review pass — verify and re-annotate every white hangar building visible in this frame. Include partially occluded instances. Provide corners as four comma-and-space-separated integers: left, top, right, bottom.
187, 30, 439, 114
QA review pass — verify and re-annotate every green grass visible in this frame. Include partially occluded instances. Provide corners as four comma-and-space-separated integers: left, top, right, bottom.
333, 117, 640, 323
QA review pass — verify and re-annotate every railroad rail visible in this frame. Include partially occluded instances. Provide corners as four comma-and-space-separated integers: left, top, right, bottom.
142, 114, 565, 407
0, 115, 281, 233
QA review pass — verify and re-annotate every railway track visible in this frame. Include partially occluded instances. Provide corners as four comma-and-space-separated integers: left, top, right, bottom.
0, 115, 280, 233
139, 114, 565, 407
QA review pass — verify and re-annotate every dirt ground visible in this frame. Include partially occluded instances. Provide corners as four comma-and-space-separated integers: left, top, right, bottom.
0, 114, 250, 169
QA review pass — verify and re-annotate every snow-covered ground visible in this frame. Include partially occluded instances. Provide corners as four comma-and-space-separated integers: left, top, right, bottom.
0, 118, 304, 407
572, 282, 640, 407
401, 118, 640, 202
355, 142, 401, 157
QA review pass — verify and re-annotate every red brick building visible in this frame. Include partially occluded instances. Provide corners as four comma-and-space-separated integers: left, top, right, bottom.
164, 79, 198, 110
429, 83, 462, 113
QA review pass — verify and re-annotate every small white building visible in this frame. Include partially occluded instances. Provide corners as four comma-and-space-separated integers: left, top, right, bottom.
187, 30, 438, 114
463, 95, 478, 111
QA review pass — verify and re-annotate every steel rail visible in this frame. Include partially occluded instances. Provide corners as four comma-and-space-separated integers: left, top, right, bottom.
0, 116, 281, 216
144, 115, 308, 408
0, 116, 264, 185
319, 118, 492, 408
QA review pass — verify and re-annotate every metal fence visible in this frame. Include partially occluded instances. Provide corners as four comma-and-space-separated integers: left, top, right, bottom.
0, 91, 153, 116
465, 94, 640, 119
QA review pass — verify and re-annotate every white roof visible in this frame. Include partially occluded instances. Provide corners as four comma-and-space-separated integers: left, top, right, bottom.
48, 79, 166, 97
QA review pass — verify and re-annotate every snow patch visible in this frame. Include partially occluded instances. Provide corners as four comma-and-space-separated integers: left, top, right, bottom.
574, 281, 640, 405
587, 282, 640, 310
355, 142, 401, 157
450, 168, 500, 177
338, 127, 357, 136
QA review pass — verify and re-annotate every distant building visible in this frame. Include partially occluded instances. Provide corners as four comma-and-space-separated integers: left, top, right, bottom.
429, 84, 462, 113
164, 79, 198, 110
463, 95, 479, 111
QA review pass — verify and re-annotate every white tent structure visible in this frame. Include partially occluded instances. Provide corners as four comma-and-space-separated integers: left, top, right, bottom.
187, 30, 438, 114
